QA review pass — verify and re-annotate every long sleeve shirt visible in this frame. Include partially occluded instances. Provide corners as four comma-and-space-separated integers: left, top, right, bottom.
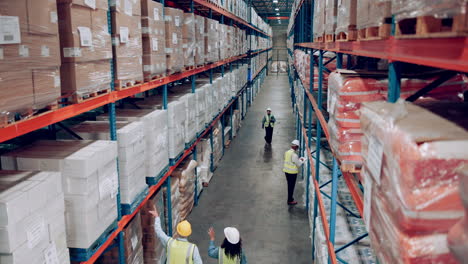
290, 150, 305, 167
154, 217, 203, 264
208, 241, 247, 264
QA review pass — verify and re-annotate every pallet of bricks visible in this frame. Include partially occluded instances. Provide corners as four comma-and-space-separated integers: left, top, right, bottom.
141, 0, 166, 81
57, 0, 113, 103
111, 0, 144, 89
0, 0, 61, 127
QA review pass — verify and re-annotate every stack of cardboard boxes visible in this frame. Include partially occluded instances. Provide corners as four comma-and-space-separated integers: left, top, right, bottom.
164, 7, 183, 74
111, 0, 144, 88
58, 0, 112, 101
195, 15, 206, 66
0, 171, 70, 264
141, 0, 166, 81
0, 0, 61, 125
182, 12, 196, 68
205, 18, 219, 63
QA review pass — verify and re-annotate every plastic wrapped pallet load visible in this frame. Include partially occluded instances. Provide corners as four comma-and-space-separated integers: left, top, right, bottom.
141, 0, 166, 81
195, 87, 207, 133
182, 12, 196, 68
356, 0, 391, 39
164, 7, 183, 74
212, 121, 223, 169
167, 100, 186, 159
194, 15, 206, 66
141, 188, 167, 264
1, 140, 118, 249
0, 170, 69, 264
110, 0, 144, 88
96, 108, 169, 180
360, 100, 468, 264
173, 159, 197, 221
180, 93, 198, 144
448, 165, 468, 262
96, 212, 144, 264
56, 121, 147, 205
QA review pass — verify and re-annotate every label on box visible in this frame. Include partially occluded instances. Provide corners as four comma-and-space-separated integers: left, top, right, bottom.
84, 0, 96, 9
164, 15, 172, 21
165, 48, 172, 53
131, 234, 138, 250
77, 27, 93, 47
54, 75, 61, 87
50, 12, 58, 23
142, 27, 150, 34
367, 135, 384, 184
143, 65, 152, 72
41, 45, 50, 57
19, 45, 29, 57
0, 16, 21, 44
124, 0, 133, 16
63, 47, 82, 57
109, 0, 118, 7
26, 216, 46, 248
43, 242, 59, 264
172, 33, 177, 44
154, 8, 160, 21
363, 177, 372, 230
120, 27, 129, 43
152, 38, 158, 51
174, 16, 180, 27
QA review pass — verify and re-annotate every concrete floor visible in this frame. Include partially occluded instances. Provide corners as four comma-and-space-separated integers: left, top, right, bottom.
188, 73, 311, 263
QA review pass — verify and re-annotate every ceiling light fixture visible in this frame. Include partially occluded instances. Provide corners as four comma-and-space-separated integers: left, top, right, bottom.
276, 12, 280, 15
275, 8, 279, 10
273, 0, 278, 3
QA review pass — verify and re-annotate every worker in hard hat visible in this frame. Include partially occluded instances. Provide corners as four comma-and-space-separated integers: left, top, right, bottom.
149, 205, 203, 264
261, 108, 276, 144
207, 226, 247, 264
283, 139, 306, 205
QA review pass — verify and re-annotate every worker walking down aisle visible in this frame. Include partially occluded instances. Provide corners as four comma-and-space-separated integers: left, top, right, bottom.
188, 73, 311, 264
283, 140, 305, 205
262, 108, 276, 144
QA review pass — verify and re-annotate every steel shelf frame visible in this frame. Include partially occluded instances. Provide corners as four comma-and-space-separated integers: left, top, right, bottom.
0, 0, 271, 263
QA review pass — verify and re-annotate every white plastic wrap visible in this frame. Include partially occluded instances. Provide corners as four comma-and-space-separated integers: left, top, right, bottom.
183, 13, 195, 68
167, 100, 186, 158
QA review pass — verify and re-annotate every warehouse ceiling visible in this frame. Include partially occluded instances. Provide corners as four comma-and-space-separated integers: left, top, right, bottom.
251, 0, 292, 25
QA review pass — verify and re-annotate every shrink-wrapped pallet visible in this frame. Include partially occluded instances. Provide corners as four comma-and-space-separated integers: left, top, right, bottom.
0, 0, 61, 125
96, 109, 169, 179
173, 159, 197, 221
195, 87, 207, 132
180, 93, 198, 143
183, 13, 195, 68
361, 100, 468, 264
111, 3, 144, 88
57, 121, 147, 205
313, 0, 326, 39
336, 0, 357, 37
325, 0, 338, 35
205, 18, 219, 63
1, 140, 118, 249
165, 7, 183, 74
0, 170, 70, 264
141, 0, 166, 81
97, 213, 144, 264
167, 100, 186, 158
194, 15, 206, 66
196, 137, 212, 187
212, 121, 223, 169
202, 83, 214, 124
356, 0, 392, 33
141, 188, 166, 264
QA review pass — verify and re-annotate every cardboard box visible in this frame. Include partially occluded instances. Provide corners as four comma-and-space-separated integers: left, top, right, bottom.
57, 3, 112, 63
110, 0, 141, 16
194, 15, 205, 66
57, 0, 109, 10
165, 7, 183, 73
32, 67, 61, 110
0, 71, 34, 123
61, 59, 111, 96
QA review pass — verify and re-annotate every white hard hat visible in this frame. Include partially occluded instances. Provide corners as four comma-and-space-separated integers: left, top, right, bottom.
291, 140, 300, 146
224, 227, 240, 244
266, 108, 271, 111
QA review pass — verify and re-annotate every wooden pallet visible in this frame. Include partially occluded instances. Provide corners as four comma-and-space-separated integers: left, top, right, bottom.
336, 27, 358, 42
325, 34, 335, 43
144, 73, 165, 82
0, 101, 59, 128
314, 35, 324, 42
396, 10, 468, 39
184, 65, 196, 71
115, 79, 143, 91
340, 163, 361, 174
69, 89, 110, 104
358, 24, 391, 41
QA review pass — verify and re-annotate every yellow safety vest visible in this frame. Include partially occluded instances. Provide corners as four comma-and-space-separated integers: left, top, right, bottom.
264, 115, 274, 128
167, 238, 195, 264
283, 149, 299, 174
218, 248, 240, 264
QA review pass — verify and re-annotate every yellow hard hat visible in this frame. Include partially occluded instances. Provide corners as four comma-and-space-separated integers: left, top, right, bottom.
176, 220, 192, 237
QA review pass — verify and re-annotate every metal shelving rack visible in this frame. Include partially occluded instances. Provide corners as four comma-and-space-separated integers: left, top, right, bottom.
0, 0, 271, 263
287, 1, 468, 264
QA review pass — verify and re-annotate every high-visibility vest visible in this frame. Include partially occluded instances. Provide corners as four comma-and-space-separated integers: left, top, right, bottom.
283, 149, 299, 174
264, 115, 274, 128
166, 238, 195, 264
218, 248, 241, 264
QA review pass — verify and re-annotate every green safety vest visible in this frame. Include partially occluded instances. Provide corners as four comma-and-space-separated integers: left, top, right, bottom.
264, 115, 274, 128
166, 238, 195, 264
283, 149, 299, 174
218, 248, 240, 264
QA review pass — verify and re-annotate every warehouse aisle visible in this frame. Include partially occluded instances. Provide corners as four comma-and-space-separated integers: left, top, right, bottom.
188, 73, 311, 263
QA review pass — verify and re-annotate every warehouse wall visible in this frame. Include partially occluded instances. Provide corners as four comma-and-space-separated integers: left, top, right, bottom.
271, 24, 288, 62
